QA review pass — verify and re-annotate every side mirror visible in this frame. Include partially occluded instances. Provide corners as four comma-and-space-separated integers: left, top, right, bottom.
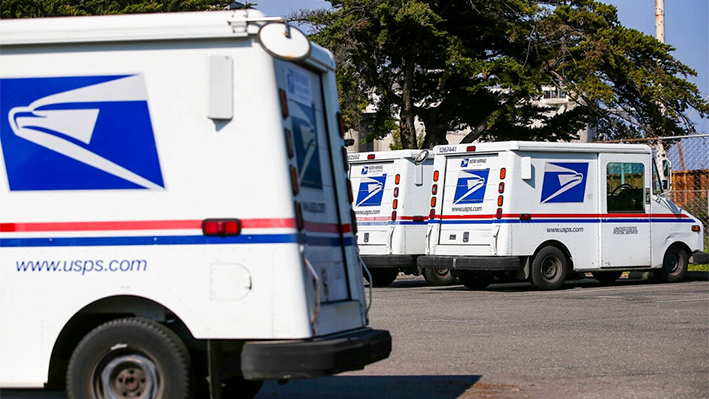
662, 159, 672, 192
344, 139, 355, 147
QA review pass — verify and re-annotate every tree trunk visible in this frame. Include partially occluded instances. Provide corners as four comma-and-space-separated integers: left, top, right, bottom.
420, 113, 448, 149
398, 56, 417, 149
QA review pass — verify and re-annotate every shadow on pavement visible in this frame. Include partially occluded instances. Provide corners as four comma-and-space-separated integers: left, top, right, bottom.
255, 375, 482, 399
0, 375, 483, 399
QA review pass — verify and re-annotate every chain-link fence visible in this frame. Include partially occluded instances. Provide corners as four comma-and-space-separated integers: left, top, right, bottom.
610, 135, 709, 246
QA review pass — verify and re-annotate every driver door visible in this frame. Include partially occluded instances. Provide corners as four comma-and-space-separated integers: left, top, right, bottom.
599, 153, 651, 267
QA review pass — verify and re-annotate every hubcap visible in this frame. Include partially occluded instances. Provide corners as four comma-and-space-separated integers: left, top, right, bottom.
434, 268, 450, 277
99, 354, 158, 399
542, 257, 560, 281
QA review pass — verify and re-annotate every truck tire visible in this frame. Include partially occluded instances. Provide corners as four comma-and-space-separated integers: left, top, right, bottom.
67, 317, 191, 399
459, 271, 494, 290
655, 244, 688, 283
365, 268, 399, 287
423, 268, 458, 286
531, 246, 568, 290
591, 271, 623, 283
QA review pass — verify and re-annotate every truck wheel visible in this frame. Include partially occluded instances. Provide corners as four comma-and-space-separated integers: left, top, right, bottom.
531, 246, 568, 290
459, 271, 494, 290
423, 268, 458, 286
655, 245, 688, 283
67, 318, 191, 399
591, 271, 623, 283
365, 268, 399, 287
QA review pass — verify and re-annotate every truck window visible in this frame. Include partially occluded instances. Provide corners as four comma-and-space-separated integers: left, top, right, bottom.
606, 162, 645, 212
651, 160, 663, 195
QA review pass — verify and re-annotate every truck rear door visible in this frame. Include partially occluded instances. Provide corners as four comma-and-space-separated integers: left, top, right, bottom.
281, 62, 350, 303
350, 160, 396, 251
439, 153, 500, 247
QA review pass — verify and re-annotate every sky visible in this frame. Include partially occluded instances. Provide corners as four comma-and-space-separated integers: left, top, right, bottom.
251, 0, 708, 134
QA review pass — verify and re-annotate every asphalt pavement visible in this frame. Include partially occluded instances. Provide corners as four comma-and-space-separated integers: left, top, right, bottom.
1, 273, 707, 399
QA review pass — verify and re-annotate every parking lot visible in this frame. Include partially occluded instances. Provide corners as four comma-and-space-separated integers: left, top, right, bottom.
2, 274, 707, 399
256, 274, 709, 399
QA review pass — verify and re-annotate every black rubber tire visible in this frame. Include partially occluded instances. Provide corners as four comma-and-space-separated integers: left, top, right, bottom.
531, 246, 568, 290
655, 245, 688, 283
423, 268, 458, 286
459, 271, 495, 290
67, 317, 192, 399
591, 271, 623, 283
365, 268, 399, 287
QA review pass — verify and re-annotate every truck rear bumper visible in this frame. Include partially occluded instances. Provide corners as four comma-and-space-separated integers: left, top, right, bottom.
691, 251, 708, 265
361, 254, 416, 268
241, 328, 392, 380
417, 255, 523, 271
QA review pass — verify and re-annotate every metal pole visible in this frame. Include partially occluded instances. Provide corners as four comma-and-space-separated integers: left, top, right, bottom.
656, 0, 665, 43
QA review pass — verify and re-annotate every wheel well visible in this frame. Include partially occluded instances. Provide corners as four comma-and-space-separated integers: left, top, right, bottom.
46, 295, 196, 389
665, 241, 692, 260
533, 240, 574, 270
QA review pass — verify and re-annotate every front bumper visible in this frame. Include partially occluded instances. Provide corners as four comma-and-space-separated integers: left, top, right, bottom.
417, 255, 523, 271
241, 328, 392, 380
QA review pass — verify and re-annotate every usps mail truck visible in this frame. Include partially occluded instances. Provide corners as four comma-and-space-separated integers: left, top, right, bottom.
348, 150, 456, 286
418, 141, 705, 290
0, 10, 390, 399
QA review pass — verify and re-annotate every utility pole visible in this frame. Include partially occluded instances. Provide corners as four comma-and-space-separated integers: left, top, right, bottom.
655, 0, 665, 43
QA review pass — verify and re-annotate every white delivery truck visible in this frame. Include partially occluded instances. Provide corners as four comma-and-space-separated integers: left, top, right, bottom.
0, 10, 391, 399
418, 141, 705, 290
348, 150, 456, 286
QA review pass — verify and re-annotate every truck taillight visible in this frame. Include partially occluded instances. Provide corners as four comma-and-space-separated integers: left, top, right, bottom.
391, 210, 397, 221
395, 174, 401, 184
429, 209, 436, 220
341, 147, 349, 171
284, 128, 294, 159
347, 179, 354, 203
432, 184, 437, 195
279, 89, 289, 119
433, 171, 439, 182
692, 225, 701, 232
497, 195, 504, 206
202, 219, 241, 237
466, 146, 476, 152
430, 197, 436, 207
495, 208, 503, 219
520, 214, 532, 221
392, 199, 398, 209
498, 182, 504, 193
294, 202, 304, 230
367, 154, 375, 160
393, 187, 399, 197
350, 208, 358, 234
500, 168, 506, 179
337, 112, 346, 138
290, 166, 300, 195
413, 216, 425, 223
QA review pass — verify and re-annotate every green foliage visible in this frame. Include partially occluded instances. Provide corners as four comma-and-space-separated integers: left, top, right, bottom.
0, 0, 234, 18
293, 0, 709, 148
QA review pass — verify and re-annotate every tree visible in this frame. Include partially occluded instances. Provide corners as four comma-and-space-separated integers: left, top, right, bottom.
1, 0, 236, 18
294, 0, 709, 148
